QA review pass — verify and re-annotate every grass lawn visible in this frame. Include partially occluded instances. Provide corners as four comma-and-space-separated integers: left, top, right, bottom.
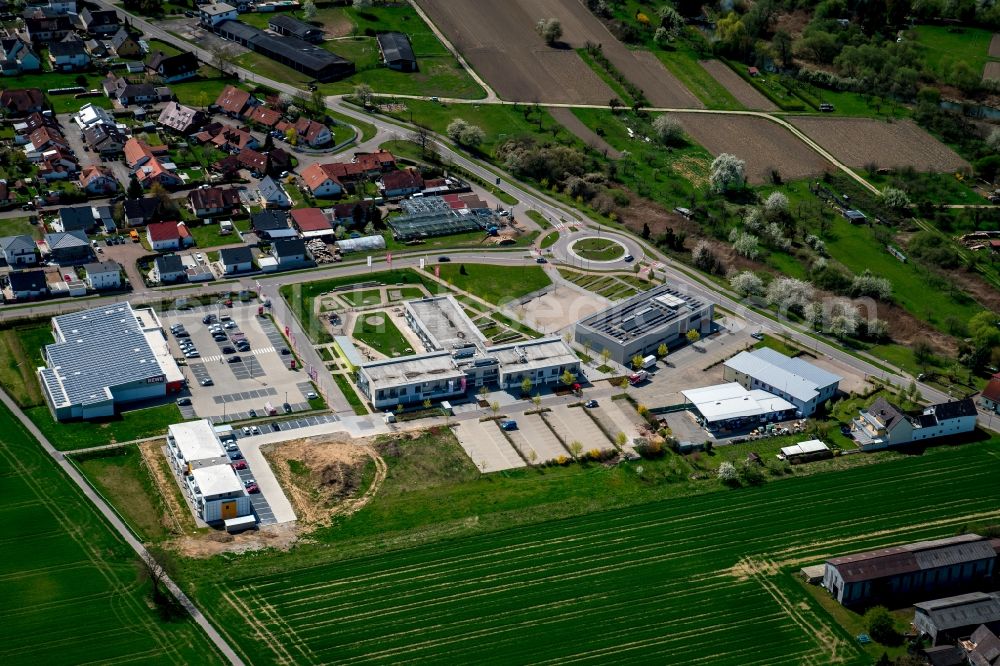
280, 269, 433, 343
912, 24, 998, 81
352, 311, 413, 357
656, 48, 744, 111
170, 75, 237, 109
333, 373, 368, 415
435, 263, 551, 305
26, 402, 187, 451
0, 403, 223, 665
186, 425, 1000, 665
571, 237, 626, 261
340, 288, 383, 307
539, 231, 559, 249
147, 39, 182, 57
187, 218, 248, 249
0, 320, 53, 408
75, 447, 176, 542
0, 216, 43, 239
240, 4, 484, 98
387, 286, 425, 302
754, 334, 804, 357
1, 72, 112, 113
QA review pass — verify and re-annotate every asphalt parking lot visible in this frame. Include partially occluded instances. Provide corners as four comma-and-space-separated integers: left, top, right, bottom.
230, 458, 276, 525
163, 304, 313, 421
230, 413, 340, 440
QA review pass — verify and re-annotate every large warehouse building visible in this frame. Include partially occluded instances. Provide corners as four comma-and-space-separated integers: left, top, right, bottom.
38, 303, 184, 421
574, 284, 713, 365
215, 20, 354, 82
723, 348, 841, 417
681, 382, 797, 431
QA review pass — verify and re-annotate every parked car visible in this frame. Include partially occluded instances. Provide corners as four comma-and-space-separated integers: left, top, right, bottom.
584, 399, 598, 408
270, 421, 280, 432
227, 355, 241, 363
232, 460, 247, 470
225, 442, 239, 451
222, 345, 235, 354
251, 425, 260, 435
241, 426, 251, 436
246, 483, 260, 494
202, 314, 215, 324
176, 397, 191, 406
243, 479, 256, 488
306, 391, 318, 400
201, 378, 214, 386
499, 420, 518, 431
228, 451, 243, 460
248, 409, 257, 418
283, 402, 292, 414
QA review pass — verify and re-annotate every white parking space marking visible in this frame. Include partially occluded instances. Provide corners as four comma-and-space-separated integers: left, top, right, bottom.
508, 414, 567, 463
453, 419, 524, 472
548, 404, 614, 451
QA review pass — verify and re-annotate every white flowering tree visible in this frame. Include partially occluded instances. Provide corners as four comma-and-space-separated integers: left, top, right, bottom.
709, 153, 746, 193
730, 270, 764, 297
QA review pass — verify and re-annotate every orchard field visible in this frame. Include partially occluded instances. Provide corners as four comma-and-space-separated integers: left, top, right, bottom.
0, 404, 222, 666
202, 441, 1000, 665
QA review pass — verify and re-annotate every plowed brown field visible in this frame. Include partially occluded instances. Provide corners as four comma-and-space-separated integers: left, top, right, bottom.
699, 60, 777, 111
678, 115, 830, 183
415, 0, 702, 107
790, 117, 969, 172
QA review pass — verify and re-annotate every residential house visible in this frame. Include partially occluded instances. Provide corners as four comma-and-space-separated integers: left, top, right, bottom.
82, 38, 106, 58
133, 156, 180, 188
153, 253, 185, 282
57, 206, 97, 233
13, 111, 57, 138
219, 245, 253, 274
44, 230, 91, 263
82, 123, 127, 155
376, 32, 416, 71
0, 235, 37, 266
122, 197, 160, 226
47, 38, 89, 71
271, 237, 306, 267
23, 15, 74, 44
0, 88, 44, 115
73, 102, 114, 131
914, 592, 1000, 646
200, 2, 237, 28
92, 205, 115, 233
78, 165, 118, 195
330, 200, 372, 227
78, 8, 119, 36
25, 0, 77, 15
214, 84, 252, 117
379, 168, 424, 198
267, 14, 323, 42
188, 186, 241, 217
244, 105, 281, 128
103, 75, 165, 106
157, 101, 203, 134
36, 149, 78, 180
24, 125, 68, 155
979, 377, 1000, 414
290, 208, 332, 237
83, 260, 121, 289
5, 269, 47, 300
109, 28, 141, 59
851, 396, 978, 451
355, 149, 396, 174
0, 37, 40, 74
0, 180, 14, 207
300, 162, 344, 197
268, 147, 291, 173
147, 221, 191, 251
124, 136, 166, 167
824, 533, 999, 608
293, 116, 331, 147
197, 123, 258, 152
146, 51, 198, 82
250, 210, 294, 239
257, 175, 290, 208
236, 148, 268, 175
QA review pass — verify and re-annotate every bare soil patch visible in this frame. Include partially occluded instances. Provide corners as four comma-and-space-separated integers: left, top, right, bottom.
984, 61, 1000, 82
415, 0, 614, 103
172, 523, 300, 559
699, 60, 777, 111
550, 107, 622, 158
679, 115, 831, 184
321, 15, 353, 38
790, 117, 969, 172
990, 34, 1000, 58
774, 10, 811, 40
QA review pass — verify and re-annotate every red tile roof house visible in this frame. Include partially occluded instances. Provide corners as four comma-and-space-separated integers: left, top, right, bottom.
206, 125, 259, 152
980, 378, 1000, 413
245, 105, 282, 129
379, 168, 424, 198
214, 84, 254, 117
290, 207, 333, 237
300, 163, 344, 197
146, 221, 193, 251
0, 88, 45, 116
236, 148, 269, 175
124, 137, 169, 169
292, 117, 331, 147
78, 165, 119, 194
136, 159, 182, 189
354, 149, 396, 174
187, 186, 242, 217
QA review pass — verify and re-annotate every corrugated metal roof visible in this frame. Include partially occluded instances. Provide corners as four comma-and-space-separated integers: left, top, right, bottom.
724, 348, 841, 404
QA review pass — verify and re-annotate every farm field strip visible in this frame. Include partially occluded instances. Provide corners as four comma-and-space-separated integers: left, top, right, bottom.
208, 443, 1000, 664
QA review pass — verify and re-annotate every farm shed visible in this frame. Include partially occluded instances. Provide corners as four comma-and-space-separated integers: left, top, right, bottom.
377, 32, 416, 71
777, 439, 832, 463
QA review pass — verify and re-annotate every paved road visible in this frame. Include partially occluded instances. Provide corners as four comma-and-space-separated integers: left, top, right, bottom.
550, 228, 645, 270
0, 387, 245, 666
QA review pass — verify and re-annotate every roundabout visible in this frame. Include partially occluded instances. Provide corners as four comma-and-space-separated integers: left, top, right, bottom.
549, 230, 646, 270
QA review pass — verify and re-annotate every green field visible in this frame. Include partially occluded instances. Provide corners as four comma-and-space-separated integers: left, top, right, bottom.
0, 403, 223, 664
194, 435, 1000, 664
912, 24, 998, 81
333, 373, 368, 415
0, 320, 52, 407
352, 312, 412, 357
340, 288, 383, 307
238, 4, 483, 99
435, 264, 551, 305
26, 402, 186, 451
656, 49, 744, 111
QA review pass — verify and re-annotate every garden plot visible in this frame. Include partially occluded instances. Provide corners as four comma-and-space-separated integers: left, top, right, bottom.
453, 419, 524, 472
699, 60, 778, 111
790, 116, 969, 172
508, 413, 568, 463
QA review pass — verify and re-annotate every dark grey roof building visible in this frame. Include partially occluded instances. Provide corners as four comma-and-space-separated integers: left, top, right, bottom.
215, 19, 353, 82
914, 592, 1000, 645
376, 32, 415, 71
267, 14, 323, 43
